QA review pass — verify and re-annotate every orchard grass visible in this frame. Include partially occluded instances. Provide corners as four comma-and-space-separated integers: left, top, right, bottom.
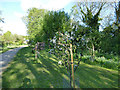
2, 47, 118, 88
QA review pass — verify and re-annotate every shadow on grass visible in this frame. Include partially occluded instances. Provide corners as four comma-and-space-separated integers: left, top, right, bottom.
74, 63, 118, 88
38, 53, 70, 88
2, 47, 70, 88
2, 47, 118, 88
0, 47, 25, 81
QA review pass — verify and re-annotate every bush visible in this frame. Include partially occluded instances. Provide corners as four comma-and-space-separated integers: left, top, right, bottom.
82, 55, 118, 70
103, 60, 118, 70
82, 55, 90, 63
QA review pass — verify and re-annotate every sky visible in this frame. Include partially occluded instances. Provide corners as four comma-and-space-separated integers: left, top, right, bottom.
0, 0, 118, 36
0, 0, 74, 36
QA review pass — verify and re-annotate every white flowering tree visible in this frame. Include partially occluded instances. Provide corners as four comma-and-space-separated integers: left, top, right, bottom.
49, 28, 86, 87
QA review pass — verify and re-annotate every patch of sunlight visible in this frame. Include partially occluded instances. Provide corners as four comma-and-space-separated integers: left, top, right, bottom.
16, 63, 25, 68
99, 75, 115, 82
26, 57, 34, 61
82, 63, 118, 73
43, 68, 50, 74
36, 67, 50, 74
24, 53, 30, 56
54, 67, 59, 71
37, 68, 42, 71
26, 73, 35, 80
52, 55, 56, 58
104, 82, 108, 85
9, 74, 16, 80
15, 63, 26, 69
95, 66, 118, 72
49, 57, 57, 62
19, 69, 25, 73
37, 60, 42, 64
75, 84, 79, 88
20, 69, 36, 80
49, 83, 54, 88
62, 74, 69, 81
26, 59, 30, 62
40, 54, 45, 57
9, 69, 15, 73
52, 63, 58, 68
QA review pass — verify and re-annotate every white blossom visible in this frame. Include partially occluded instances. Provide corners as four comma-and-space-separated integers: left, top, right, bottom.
58, 61, 62, 65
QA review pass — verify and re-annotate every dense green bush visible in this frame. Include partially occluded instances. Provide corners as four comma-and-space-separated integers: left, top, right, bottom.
81, 55, 118, 70
102, 60, 118, 70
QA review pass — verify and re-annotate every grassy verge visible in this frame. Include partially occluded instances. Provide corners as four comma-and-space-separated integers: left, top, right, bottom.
0, 45, 26, 54
2, 47, 118, 88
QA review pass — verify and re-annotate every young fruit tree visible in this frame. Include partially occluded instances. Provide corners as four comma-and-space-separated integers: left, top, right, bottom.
49, 30, 85, 88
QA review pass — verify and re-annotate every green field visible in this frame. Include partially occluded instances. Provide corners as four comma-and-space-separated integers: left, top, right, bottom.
2, 47, 118, 88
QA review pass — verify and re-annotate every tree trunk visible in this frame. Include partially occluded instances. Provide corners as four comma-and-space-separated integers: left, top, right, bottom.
92, 43, 95, 57
91, 43, 95, 62
35, 43, 37, 59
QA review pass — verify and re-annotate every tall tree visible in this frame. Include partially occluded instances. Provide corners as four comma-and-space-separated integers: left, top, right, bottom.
43, 10, 71, 46
3, 31, 12, 45
24, 8, 47, 45
71, 2, 105, 60
115, 1, 120, 25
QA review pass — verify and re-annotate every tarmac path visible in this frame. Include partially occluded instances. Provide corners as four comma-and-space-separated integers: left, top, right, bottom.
0, 45, 28, 88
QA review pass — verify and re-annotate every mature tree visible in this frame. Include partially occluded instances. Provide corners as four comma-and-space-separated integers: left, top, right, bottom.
71, 2, 106, 60
114, 1, 120, 55
115, 1, 120, 25
115, 1, 120, 55
101, 1, 120, 55
3, 31, 13, 45
43, 10, 71, 46
100, 1, 120, 55
24, 8, 47, 45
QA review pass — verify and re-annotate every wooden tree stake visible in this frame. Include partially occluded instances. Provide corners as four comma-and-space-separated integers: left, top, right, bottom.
70, 43, 75, 88
67, 51, 71, 87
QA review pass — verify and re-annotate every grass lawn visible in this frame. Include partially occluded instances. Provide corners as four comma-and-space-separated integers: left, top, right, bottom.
2, 47, 118, 88
0, 45, 26, 54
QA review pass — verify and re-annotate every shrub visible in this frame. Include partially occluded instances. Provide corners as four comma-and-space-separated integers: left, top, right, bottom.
82, 55, 118, 70
103, 60, 118, 70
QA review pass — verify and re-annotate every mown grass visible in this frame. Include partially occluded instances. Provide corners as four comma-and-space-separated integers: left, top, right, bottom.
0, 45, 24, 54
2, 47, 118, 88
0, 47, 16, 54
